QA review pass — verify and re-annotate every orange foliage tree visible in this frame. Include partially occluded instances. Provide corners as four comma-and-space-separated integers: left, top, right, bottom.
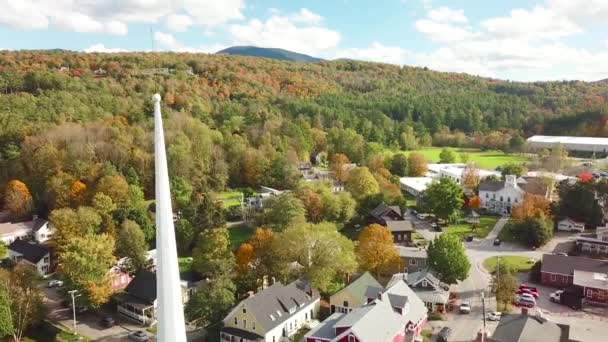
330, 153, 350, 182
4, 180, 33, 218
511, 193, 551, 220
296, 188, 323, 223
468, 195, 480, 209
235, 243, 255, 274
70, 180, 87, 206
356, 224, 400, 277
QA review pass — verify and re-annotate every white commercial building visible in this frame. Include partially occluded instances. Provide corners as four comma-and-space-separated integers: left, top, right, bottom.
527, 135, 608, 153
400, 177, 434, 197
479, 175, 524, 215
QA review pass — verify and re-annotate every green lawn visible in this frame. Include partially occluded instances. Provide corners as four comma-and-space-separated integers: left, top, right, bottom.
178, 257, 193, 273
405, 147, 528, 170
403, 193, 417, 208
483, 255, 535, 274
215, 190, 243, 208
228, 224, 254, 249
444, 215, 499, 239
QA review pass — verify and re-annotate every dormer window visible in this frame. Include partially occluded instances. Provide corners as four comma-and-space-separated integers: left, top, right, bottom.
269, 314, 275, 321
276, 310, 282, 317
243, 308, 246, 314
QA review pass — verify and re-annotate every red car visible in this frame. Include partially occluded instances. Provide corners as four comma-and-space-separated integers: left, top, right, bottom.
518, 285, 539, 298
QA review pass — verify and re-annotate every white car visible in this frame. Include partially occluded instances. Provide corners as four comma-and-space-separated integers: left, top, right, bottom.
416, 214, 425, 220
486, 311, 502, 321
550, 290, 564, 302
47, 280, 63, 288
520, 293, 536, 302
459, 301, 471, 314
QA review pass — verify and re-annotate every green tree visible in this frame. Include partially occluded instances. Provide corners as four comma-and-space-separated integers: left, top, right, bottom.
192, 228, 235, 278
427, 234, 471, 284
423, 178, 463, 221
116, 220, 148, 272
491, 263, 518, 311
389, 153, 409, 177
262, 193, 306, 231
57, 234, 116, 308
500, 162, 526, 178
459, 152, 470, 164
50, 207, 102, 250
274, 222, 357, 293
95, 174, 130, 207
92, 192, 117, 236
0, 264, 46, 342
0, 241, 7, 259
509, 136, 526, 152
175, 218, 195, 256
512, 213, 554, 248
182, 193, 226, 232
346, 167, 380, 201
439, 148, 456, 163
0, 282, 13, 338
186, 275, 236, 327
555, 181, 603, 227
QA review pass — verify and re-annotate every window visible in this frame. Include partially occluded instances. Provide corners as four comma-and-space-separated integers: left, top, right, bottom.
242, 308, 246, 314
515, 198, 518, 203
551, 274, 557, 281
269, 314, 275, 321
243, 319, 247, 329
349, 335, 355, 342
410, 259, 417, 265
234, 317, 237, 325
587, 289, 593, 298
500, 196, 504, 202
486, 193, 489, 198
253, 322, 256, 330
421, 280, 427, 287
507, 197, 511, 203
343, 300, 349, 307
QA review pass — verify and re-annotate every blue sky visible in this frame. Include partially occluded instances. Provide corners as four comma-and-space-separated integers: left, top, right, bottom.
1, 0, 607, 81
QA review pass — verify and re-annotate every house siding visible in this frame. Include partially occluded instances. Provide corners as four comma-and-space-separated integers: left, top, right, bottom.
399, 257, 427, 274
582, 287, 608, 305
392, 231, 412, 245
541, 272, 573, 287
330, 290, 361, 314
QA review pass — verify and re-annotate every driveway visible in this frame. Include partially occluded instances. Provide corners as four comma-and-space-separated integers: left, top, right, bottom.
42, 286, 155, 341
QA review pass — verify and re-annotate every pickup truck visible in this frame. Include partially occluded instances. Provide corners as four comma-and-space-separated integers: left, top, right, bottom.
550, 290, 582, 310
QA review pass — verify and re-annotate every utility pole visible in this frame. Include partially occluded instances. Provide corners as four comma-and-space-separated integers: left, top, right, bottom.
67, 290, 80, 335
481, 291, 486, 342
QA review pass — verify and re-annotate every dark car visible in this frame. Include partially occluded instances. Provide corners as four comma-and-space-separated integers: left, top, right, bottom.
128, 331, 149, 341
464, 235, 474, 242
411, 209, 418, 216
431, 223, 442, 232
100, 316, 115, 328
437, 327, 452, 342
493, 238, 501, 246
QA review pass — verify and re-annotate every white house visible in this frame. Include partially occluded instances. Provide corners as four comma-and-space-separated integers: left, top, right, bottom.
576, 224, 608, 255
220, 279, 320, 342
8, 239, 53, 277
558, 218, 585, 233
0, 217, 52, 244
478, 175, 525, 215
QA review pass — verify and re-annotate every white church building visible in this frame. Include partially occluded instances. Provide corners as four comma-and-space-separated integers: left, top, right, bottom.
478, 175, 525, 215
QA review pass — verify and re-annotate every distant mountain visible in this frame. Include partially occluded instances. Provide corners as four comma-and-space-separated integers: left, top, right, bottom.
217, 46, 322, 62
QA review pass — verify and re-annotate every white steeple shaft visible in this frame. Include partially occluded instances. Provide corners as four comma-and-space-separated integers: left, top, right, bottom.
153, 94, 187, 341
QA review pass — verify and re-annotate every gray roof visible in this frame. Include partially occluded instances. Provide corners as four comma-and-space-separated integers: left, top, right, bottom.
386, 220, 414, 232
224, 279, 319, 332
395, 246, 427, 259
370, 203, 402, 219
479, 180, 505, 192
363, 286, 383, 300
400, 269, 441, 288
541, 254, 608, 275
304, 312, 345, 340
489, 314, 570, 342
572, 270, 608, 290
332, 271, 382, 303
411, 288, 450, 304
387, 293, 408, 309
0, 218, 48, 236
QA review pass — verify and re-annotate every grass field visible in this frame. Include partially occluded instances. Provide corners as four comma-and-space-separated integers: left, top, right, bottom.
444, 215, 500, 239
483, 255, 535, 274
215, 190, 243, 208
228, 224, 254, 249
405, 147, 528, 170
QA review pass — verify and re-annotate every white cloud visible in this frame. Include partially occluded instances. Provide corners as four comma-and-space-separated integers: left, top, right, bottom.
427, 7, 467, 23
228, 10, 341, 56
166, 14, 193, 32
153, 31, 225, 53
333, 42, 408, 65
83, 44, 128, 53
0, 0, 245, 33
291, 8, 323, 24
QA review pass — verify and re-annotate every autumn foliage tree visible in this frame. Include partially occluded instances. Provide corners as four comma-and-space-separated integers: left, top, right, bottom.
461, 162, 480, 193
235, 243, 255, 275
408, 152, 428, 177
4, 180, 33, 219
356, 224, 399, 277
511, 193, 551, 220
331, 153, 351, 182
70, 180, 87, 206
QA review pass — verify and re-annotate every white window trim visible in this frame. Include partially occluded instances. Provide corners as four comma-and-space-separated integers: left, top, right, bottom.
551, 274, 557, 281
587, 289, 593, 298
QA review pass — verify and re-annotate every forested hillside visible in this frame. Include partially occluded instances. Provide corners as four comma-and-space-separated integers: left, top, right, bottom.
0, 51, 607, 215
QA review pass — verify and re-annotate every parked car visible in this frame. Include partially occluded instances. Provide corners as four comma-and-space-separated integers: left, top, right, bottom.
416, 213, 425, 220
519, 285, 539, 297
518, 288, 539, 298
128, 331, 149, 341
493, 238, 501, 246
555, 252, 568, 256
437, 327, 451, 342
486, 311, 502, 321
432, 223, 442, 232
100, 316, 115, 328
459, 301, 471, 314
520, 293, 536, 301
47, 280, 63, 288
411, 209, 418, 216
582, 161, 593, 167
464, 235, 474, 242
515, 296, 536, 308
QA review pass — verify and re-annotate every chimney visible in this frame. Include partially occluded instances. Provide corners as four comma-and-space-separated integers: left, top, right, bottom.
272, 276, 276, 285
521, 307, 528, 315
247, 291, 255, 298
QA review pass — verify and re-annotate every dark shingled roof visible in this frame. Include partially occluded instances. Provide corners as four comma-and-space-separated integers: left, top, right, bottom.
8, 240, 50, 263
489, 314, 571, 342
124, 270, 157, 304
370, 203, 402, 220
541, 254, 608, 275
479, 180, 505, 192
517, 177, 549, 197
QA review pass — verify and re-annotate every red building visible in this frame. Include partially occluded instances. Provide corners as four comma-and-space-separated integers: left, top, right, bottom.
540, 254, 608, 305
109, 266, 133, 292
304, 279, 427, 342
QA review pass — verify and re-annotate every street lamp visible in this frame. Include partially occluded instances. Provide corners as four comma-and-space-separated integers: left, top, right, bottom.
67, 290, 81, 335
